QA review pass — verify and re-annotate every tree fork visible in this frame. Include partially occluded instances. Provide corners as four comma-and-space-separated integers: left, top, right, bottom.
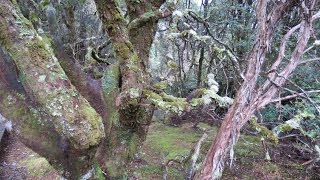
199, 1, 316, 179
0, 1, 105, 178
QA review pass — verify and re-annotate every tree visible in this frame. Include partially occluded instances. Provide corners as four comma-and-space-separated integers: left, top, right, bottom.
2, 0, 319, 179
0, 0, 173, 178
199, 0, 320, 179
0, 0, 104, 178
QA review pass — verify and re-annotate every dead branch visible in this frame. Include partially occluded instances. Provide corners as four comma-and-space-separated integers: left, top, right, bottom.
270, 90, 320, 103
283, 76, 320, 115
186, 132, 208, 180
299, 58, 320, 65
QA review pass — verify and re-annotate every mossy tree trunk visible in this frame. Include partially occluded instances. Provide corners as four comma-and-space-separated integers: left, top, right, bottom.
1, 0, 173, 179
93, 0, 172, 177
0, 0, 105, 179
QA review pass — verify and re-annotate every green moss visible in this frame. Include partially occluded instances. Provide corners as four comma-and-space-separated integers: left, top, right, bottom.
113, 42, 131, 63
2, 93, 42, 129
40, 0, 50, 10
109, 111, 120, 126
153, 81, 168, 90
93, 162, 105, 180
81, 106, 100, 125
79, 105, 104, 145
13, 6, 34, 37
250, 118, 279, 144
0, 6, 11, 46
4, 23, 109, 151
279, 124, 293, 132
131, 122, 218, 179
0, 20, 9, 45
145, 91, 188, 114
144, 123, 202, 160
135, 164, 184, 180
102, 64, 120, 96
145, 90, 162, 100
127, 133, 140, 160
168, 168, 184, 180
235, 134, 262, 158
105, 161, 127, 178
167, 60, 178, 69
29, 11, 39, 26
264, 162, 280, 173
143, 11, 155, 18
26, 37, 52, 60
102, 64, 120, 134
137, 165, 163, 179
21, 156, 54, 177
189, 98, 204, 107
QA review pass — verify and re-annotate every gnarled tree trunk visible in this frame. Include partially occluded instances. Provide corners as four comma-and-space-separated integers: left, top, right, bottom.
1, 0, 173, 178
0, 0, 105, 178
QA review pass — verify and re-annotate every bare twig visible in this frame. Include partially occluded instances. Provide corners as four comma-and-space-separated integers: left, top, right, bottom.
299, 58, 320, 65
162, 159, 184, 180
187, 10, 245, 79
278, 134, 302, 139
261, 9, 320, 94
267, 74, 320, 114
270, 90, 320, 103
283, 77, 320, 115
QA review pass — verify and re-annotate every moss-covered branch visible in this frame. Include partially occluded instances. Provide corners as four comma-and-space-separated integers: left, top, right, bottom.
145, 74, 233, 115
144, 89, 233, 115
94, 0, 143, 95
128, 9, 172, 30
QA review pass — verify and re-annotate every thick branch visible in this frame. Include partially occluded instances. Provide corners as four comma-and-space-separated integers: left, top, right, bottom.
258, 16, 313, 109
128, 9, 172, 30
144, 88, 233, 114
262, 9, 320, 93
186, 133, 208, 180
0, 1, 105, 178
94, 0, 143, 97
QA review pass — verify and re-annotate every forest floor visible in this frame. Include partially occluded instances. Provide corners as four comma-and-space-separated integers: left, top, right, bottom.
128, 121, 319, 179
0, 132, 61, 180
0, 121, 319, 179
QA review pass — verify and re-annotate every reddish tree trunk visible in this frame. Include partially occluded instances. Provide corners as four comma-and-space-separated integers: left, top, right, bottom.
199, 1, 316, 179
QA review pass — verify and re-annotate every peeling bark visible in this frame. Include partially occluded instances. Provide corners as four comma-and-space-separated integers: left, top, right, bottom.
199, 1, 317, 179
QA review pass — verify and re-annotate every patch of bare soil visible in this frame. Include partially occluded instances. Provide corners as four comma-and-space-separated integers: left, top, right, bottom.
0, 132, 61, 180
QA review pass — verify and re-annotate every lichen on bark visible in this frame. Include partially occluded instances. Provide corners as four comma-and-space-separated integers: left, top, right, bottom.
0, 0, 105, 178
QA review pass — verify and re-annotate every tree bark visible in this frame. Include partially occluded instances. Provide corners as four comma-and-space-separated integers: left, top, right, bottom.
199, 1, 316, 179
0, 0, 105, 178
0, 0, 173, 178
92, 0, 169, 177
